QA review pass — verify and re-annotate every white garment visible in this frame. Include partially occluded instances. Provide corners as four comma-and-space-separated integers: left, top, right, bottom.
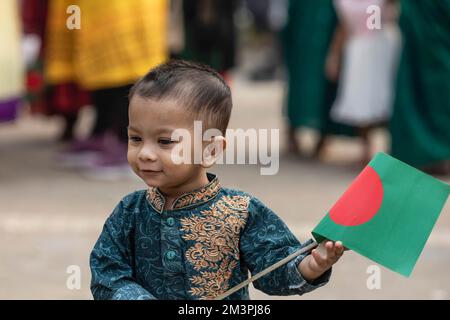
331, 0, 401, 127
331, 26, 400, 126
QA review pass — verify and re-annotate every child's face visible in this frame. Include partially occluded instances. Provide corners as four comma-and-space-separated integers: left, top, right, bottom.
127, 95, 205, 191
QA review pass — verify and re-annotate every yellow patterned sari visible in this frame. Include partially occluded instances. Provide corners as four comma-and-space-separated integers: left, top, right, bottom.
45, 0, 168, 90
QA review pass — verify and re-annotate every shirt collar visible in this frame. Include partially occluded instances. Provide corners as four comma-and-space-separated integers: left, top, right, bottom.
146, 173, 221, 213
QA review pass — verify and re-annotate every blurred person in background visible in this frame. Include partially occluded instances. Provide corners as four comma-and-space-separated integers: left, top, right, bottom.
244, 0, 287, 81
177, 0, 237, 83
390, 0, 450, 175
282, 0, 354, 157
45, 0, 168, 177
22, 0, 90, 142
327, 0, 400, 165
0, 0, 24, 124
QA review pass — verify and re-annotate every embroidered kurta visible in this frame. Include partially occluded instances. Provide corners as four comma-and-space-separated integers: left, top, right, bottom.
90, 174, 331, 300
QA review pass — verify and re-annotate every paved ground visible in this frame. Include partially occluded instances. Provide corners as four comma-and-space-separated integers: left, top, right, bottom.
1, 79, 449, 300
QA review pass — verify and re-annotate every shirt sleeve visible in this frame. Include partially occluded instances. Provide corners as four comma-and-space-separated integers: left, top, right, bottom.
90, 198, 156, 300
239, 197, 331, 296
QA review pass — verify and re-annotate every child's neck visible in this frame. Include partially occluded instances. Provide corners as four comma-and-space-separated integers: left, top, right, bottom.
159, 171, 210, 210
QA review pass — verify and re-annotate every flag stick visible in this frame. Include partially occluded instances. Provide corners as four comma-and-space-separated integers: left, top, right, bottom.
214, 239, 319, 300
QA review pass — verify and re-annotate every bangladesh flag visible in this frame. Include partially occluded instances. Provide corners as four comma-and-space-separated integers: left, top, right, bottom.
312, 152, 450, 277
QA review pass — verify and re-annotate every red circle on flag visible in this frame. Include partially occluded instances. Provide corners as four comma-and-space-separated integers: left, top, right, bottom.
329, 166, 383, 226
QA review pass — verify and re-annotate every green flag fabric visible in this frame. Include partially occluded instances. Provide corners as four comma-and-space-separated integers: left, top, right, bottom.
312, 152, 450, 277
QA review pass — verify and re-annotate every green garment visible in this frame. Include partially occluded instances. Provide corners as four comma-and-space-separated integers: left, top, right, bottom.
282, 0, 353, 135
390, 0, 450, 167
90, 173, 330, 300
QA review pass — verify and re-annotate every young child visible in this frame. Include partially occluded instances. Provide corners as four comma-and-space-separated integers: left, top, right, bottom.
326, 0, 400, 164
90, 60, 345, 300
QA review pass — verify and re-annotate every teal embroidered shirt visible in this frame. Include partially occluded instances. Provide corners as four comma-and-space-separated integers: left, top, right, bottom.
90, 173, 331, 300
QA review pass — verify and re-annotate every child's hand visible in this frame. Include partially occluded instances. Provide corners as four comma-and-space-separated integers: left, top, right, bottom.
299, 241, 345, 283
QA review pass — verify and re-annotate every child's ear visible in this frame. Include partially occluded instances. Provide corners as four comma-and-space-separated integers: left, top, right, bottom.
201, 136, 226, 168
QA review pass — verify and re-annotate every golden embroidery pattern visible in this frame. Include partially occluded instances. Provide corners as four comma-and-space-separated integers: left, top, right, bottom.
146, 188, 164, 213
173, 177, 221, 209
146, 175, 221, 213
181, 195, 250, 300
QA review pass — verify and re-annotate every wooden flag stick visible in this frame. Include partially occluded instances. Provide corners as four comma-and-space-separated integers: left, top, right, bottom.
214, 240, 319, 300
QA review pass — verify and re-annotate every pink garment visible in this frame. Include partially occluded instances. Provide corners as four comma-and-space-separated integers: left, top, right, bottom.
334, 0, 388, 35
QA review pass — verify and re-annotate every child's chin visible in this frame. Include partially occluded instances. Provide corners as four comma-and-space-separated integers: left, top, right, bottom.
138, 175, 162, 188
142, 179, 162, 188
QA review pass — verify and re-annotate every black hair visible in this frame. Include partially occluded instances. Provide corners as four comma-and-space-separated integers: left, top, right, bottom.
129, 60, 232, 135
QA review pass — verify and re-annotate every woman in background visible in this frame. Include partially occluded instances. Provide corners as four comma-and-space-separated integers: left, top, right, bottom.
390, 0, 450, 175
46, 0, 168, 177
22, 0, 90, 141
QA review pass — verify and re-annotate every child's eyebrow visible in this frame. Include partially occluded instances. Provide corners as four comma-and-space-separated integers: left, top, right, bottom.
156, 127, 175, 133
127, 126, 174, 134
127, 125, 140, 132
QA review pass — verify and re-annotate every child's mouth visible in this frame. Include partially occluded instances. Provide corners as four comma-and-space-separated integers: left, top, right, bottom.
140, 169, 162, 176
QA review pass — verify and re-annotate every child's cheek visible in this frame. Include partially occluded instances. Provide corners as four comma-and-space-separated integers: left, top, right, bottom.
160, 149, 177, 167
127, 148, 138, 169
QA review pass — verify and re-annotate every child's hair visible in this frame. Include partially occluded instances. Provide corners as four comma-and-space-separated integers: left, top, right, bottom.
129, 60, 232, 135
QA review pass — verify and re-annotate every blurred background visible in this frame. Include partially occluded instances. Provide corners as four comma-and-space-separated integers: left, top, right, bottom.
0, 0, 449, 299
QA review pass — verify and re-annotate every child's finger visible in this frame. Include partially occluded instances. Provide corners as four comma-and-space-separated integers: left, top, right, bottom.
311, 249, 328, 268
335, 241, 345, 256
325, 241, 336, 258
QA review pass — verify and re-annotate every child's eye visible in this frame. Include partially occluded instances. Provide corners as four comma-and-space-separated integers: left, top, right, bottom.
129, 136, 142, 143
158, 138, 175, 146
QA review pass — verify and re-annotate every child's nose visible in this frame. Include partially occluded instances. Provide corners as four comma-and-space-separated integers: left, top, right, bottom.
138, 145, 157, 162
